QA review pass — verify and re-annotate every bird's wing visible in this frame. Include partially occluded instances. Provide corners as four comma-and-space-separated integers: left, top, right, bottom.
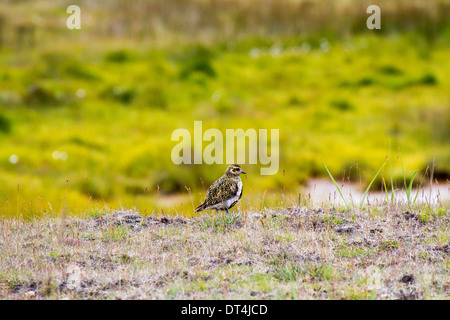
203, 176, 239, 207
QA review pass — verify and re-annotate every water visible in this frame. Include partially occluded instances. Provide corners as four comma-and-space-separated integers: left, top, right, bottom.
306, 179, 449, 206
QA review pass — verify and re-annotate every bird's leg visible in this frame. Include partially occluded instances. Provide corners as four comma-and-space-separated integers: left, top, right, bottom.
223, 209, 229, 229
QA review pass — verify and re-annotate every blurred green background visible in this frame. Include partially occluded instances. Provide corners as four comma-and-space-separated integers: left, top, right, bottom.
0, 0, 449, 217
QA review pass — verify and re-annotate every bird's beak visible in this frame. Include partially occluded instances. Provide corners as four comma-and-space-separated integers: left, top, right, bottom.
241, 171, 246, 174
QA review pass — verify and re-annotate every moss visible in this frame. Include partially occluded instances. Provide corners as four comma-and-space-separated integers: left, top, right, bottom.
0, 28, 449, 215
0, 114, 11, 133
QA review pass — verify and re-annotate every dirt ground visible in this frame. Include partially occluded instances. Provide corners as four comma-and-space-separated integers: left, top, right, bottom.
0, 205, 449, 299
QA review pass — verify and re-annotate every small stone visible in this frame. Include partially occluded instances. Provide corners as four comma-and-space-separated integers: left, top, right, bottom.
25, 290, 36, 298
335, 224, 354, 234
399, 274, 415, 284
403, 211, 418, 221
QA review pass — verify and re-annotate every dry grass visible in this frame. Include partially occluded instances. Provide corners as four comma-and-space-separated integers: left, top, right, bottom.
1, 0, 449, 47
0, 205, 448, 300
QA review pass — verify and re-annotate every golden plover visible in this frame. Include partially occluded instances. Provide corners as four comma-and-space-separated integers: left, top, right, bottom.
194, 164, 246, 213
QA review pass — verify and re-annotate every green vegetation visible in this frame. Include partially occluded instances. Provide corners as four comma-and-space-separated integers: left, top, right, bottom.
400, 154, 421, 207
323, 162, 349, 207
0, 0, 449, 217
199, 212, 242, 232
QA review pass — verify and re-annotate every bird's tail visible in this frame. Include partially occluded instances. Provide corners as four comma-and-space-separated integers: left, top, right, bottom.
194, 202, 207, 213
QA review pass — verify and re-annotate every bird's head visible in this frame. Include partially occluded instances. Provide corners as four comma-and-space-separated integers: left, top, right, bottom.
225, 164, 246, 177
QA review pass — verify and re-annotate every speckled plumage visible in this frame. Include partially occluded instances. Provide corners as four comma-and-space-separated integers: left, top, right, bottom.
195, 164, 246, 213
